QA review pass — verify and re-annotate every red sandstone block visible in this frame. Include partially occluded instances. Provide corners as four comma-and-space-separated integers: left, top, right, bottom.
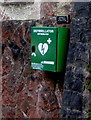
19, 100, 30, 115
27, 106, 41, 118
2, 56, 13, 76
28, 79, 38, 91
22, 64, 32, 77
2, 90, 16, 107
1, 20, 61, 119
15, 82, 24, 93
2, 106, 15, 118
27, 96, 37, 106
16, 91, 28, 106
46, 109, 60, 118
38, 89, 59, 112
15, 108, 24, 118
38, 108, 60, 118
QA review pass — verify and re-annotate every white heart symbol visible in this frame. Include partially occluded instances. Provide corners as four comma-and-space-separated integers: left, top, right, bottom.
38, 43, 48, 56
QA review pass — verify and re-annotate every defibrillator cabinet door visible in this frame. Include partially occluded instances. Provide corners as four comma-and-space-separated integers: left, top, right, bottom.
31, 27, 57, 72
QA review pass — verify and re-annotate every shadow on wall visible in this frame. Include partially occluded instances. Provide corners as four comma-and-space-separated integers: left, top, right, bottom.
45, 71, 65, 85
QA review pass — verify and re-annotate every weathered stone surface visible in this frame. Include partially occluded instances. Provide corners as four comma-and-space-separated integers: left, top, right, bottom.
73, 2, 91, 18
2, 106, 15, 118
62, 90, 82, 111
62, 2, 91, 118
0, 2, 41, 20
1, 19, 62, 118
38, 88, 59, 112
1, 1, 91, 119
61, 108, 83, 119
41, 2, 56, 18
57, 2, 73, 15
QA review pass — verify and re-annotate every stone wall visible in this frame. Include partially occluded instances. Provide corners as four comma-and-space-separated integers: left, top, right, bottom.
1, 2, 63, 119
62, 2, 91, 119
1, 1, 91, 119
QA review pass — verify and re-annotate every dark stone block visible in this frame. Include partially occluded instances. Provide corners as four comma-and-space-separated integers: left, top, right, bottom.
64, 78, 83, 92
76, 42, 86, 52
62, 91, 82, 111
73, 2, 91, 17
79, 30, 91, 43
82, 95, 89, 110
65, 70, 74, 79
77, 72, 85, 81
62, 2, 90, 118
70, 93, 82, 111
87, 18, 91, 28
62, 90, 72, 107
75, 69, 85, 82
61, 108, 83, 119
61, 109, 67, 118
67, 41, 88, 64
67, 42, 77, 63
71, 79, 83, 92
71, 18, 88, 31
84, 30, 91, 43
64, 80, 73, 90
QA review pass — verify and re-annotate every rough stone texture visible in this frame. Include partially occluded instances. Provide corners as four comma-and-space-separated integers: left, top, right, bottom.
0, 1, 40, 20
0, 1, 91, 119
57, 2, 73, 15
1, 19, 63, 118
61, 2, 91, 119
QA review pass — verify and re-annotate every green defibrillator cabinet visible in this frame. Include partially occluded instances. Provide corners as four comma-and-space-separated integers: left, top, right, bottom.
31, 27, 70, 72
